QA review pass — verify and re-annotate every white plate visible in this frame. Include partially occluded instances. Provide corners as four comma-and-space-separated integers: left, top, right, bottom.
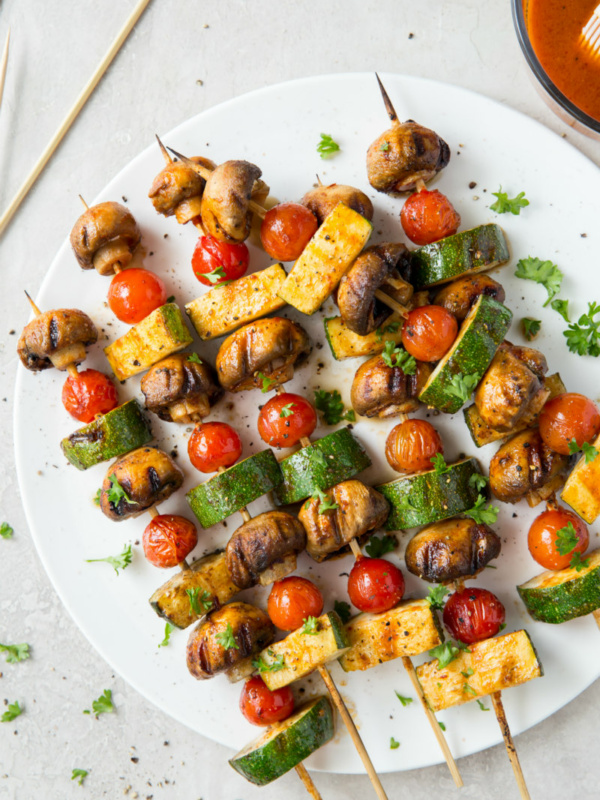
14, 73, 600, 775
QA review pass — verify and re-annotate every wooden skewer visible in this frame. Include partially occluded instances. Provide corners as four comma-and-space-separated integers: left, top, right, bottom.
0, 0, 152, 239
374, 289, 409, 318
294, 763, 323, 800
375, 73, 401, 128
593, 608, 600, 630
79, 195, 89, 210
491, 691, 531, 800
0, 28, 10, 112
155, 134, 172, 165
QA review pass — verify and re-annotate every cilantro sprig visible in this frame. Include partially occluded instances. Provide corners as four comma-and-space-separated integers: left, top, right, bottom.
521, 318, 541, 341
83, 689, 114, 718
430, 453, 451, 475
555, 522, 579, 556
71, 768, 89, 786
469, 472, 489, 492
446, 372, 479, 404
563, 301, 600, 357
0, 522, 13, 539
395, 692, 413, 707
86, 543, 132, 575
426, 585, 449, 611
279, 402, 296, 418
187, 587, 213, 616
568, 438, 599, 463
215, 622, 239, 650
515, 256, 563, 306
464, 495, 499, 525
0, 643, 30, 664
570, 551, 591, 572
256, 371, 276, 392
106, 475, 138, 508
159, 622, 175, 648
317, 133, 340, 159
365, 534, 396, 558
301, 616, 321, 635
312, 488, 339, 514
381, 341, 416, 373
490, 187, 529, 215
334, 600, 352, 624
252, 650, 286, 673
314, 389, 355, 425
1, 701, 23, 722
187, 353, 203, 365
551, 299, 570, 322
429, 640, 470, 670
390, 737, 400, 749
201, 266, 228, 284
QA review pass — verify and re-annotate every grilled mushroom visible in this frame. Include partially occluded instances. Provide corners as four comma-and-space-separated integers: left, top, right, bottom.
299, 480, 390, 562
201, 160, 263, 244
226, 511, 307, 590
70, 201, 141, 276
140, 353, 222, 423
337, 243, 413, 335
148, 155, 216, 225
18, 308, 98, 372
351, 355, 432, 417
489, 429, 569, 505
405, 518, 501, 584
216, 317, 311, 393
433, 275, 506, 321
300, 183, 374, 225
186, 602, 275, 681
99, 447, 184, 521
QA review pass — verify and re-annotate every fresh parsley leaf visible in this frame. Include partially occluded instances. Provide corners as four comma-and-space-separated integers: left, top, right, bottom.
375, 320, 401, 342
521, 318, 541, 341
463, 683, 478, 696
381, 341, 417, 373
1, 701, 23, 722
71, 768, 89, 786
468, 472, 489, 492
564, 301, 600, 357
166, 295, 175, 303
490, 187, 529, 215
317, 133, 340, 159
312, 449, 328, 469
301, 616, 321, 635
499, 622, 506, 632
256, 371, 275, 392
461, 668, 474, 678
252, 650, 286, 673
365, 534, 396, 558
429, 640, 470, 670
187, 353, 203, 365
476, 699, 489, 711
390, 737, 400, 749
0, 522, 13, 539
551, 299, 570, 322
279, 402, 296, 418
568, 438, 599, 463
438, 721, 446, 731
446, 372, 479, 404
380, 141, 390, 152
430, 453, 451, 475
395, 692, 413, 707
186, 587, 213, 616
312, 488, 339, 514
0, 643, 30, 664
159, 622, 175, 648
334, 600, 352, 624
215, 622, 239, 650
515, 256, 563, 306
426, 585, 449, 611
106, 474, 138, 507
464, 495, 499, 525
570, 551, 591, 572
202, 266, 227, 284
86, 543, 132, 575
93, 489, 101, 506
314, 389, 354, 425
555, 522, 579, 556
84, 689, 114, 718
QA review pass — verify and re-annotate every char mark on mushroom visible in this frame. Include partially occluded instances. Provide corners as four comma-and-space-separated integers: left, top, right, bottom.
70, 201, 141, 275
201, 160, 264, 244
141, 353, 222, 423
17, 308, 98, 372
351, 354, 431, 418
301, 183, 374, 225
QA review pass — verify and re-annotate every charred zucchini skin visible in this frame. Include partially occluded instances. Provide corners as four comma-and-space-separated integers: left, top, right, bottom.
517, 549, 600, 624
229, 696, 334, 786
60, 400, 153, 470
376, 458, 483, 530
187, 449, 283, 528
409, 224, 510, 289
273, 427, 371, 506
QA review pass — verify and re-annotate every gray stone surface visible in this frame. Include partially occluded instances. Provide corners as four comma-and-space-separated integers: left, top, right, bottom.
0, 1, 599, 798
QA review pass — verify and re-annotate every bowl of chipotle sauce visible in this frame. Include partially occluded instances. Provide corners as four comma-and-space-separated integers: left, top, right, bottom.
513, 0, 600, 137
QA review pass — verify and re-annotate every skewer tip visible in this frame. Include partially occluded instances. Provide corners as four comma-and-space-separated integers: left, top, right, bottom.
155, 134, 173, 164
375, 73, 399, 125
78, 194, 89, 210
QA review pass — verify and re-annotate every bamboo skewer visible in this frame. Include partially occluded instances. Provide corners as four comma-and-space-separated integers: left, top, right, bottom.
491, 692, 531, 800
375, 73, 401, 128
373, 289, 410, 318
0, 28, 10, 111
0, 0, 152, 239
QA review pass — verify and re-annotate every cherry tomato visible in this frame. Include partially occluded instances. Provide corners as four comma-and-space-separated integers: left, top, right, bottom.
443, 587, 506, 644
527, 506, 589, 570
267, 576, 324, 631
61, 369, 119, 423
400, 189, 461, 246
538, 392, 600, 455
347, 557, 405, 614
239, 676, 295, 726
143, 514, 198, 568
402, 305, 458, 362
107, 267, 167, 324
191, 235, 249, 286
385, 419, 443, 473
187, 422, 242, 473
257, 393, 317, 448
260, 202, 318, 262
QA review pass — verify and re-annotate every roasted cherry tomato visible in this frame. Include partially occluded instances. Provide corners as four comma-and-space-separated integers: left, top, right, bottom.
385, 419, 443, 473
239, 676, 295, 726
347, 557, 405, 614
402, 305, 458, 362
538, 392, 600, 455
267, 576, 324, 631
61, 369, 119, 423
260, 202, 318, 262
400, 188, 461, 246
443, 587, 506, 644
187, 421, 242, 473
143, 514, 198, 568
257, 393, 317, 448
527, 506, 589, 570
191, 235, 250, 286
107, 267, 167, 324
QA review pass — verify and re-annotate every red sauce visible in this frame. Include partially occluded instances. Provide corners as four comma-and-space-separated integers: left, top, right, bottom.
526, 0, 600, 121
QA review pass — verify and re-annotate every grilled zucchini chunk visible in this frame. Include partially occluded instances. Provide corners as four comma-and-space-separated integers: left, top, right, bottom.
18, 308, 97, 372
433, 274, 506, 321
351, 354, 432, 418
561, 431, 600, 523
324, 312, 404, 360
140, 353, 222, 424
417, 630, 543, 712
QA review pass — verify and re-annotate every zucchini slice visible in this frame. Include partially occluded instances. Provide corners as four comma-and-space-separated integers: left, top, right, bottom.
230, 696, 334, 786
60, 399, 153, 470
257, 611, 350, 691
409, 224, 510, 289
324, 313, 404, 361
418, 295, 512, 414
149, 551, 240, 629
185, 263, 287, 340
375, 457, 483, 530
187, 449, 283, 528
463, 372, 566, 448
517, 549, 600, 624
417, 630, 543, 712
339, 599, 443, 672
104, 303, 193, 381
273, 427, 371, 506
277, 203, 373, 315
561, 431, 600, 523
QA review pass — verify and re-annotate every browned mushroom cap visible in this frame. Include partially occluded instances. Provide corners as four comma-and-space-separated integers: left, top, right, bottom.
337, 243, 412, 335
367, 121, 450, 194
301, 183, 374, 225
405, 518, 501, 584
99, 446, 184, 521
186, 602, 275, 680
140, 353, 222, 424
216, 317, 311, 393
433, 275, 506, 321
70, 201, 141, 276
148, 156, 216, 222
17, 308, 98, 372
225, 511, 307, 590
351, 355, 431, 418
201, 160, 262, 243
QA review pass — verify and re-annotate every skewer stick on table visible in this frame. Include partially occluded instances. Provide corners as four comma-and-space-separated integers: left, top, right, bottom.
0, 28, 10, 112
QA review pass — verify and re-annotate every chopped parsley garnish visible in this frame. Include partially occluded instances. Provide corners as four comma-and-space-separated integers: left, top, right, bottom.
256, 371, 276, 392
314, 389, 355, 424
93, 489, 101, 506
563, 301, 600, 356
381, 341, 416, 373
106, 474, 138, 507
570, 551, 591, 572
430, 453, 451, 475
438, 721, 446, 731
159, 622, 175, 648
186, 587, 213, 616
554, 522, 579, 556
426, 585, 449, 611
463, 683, 478, 696
0, 522, 13, 539
166, 295, 175, 303
86, 543, 132, 575
365, 534, 396, 558
568, 438, 599, 463
515, 256, 563, 306
550, 299, 570, 322
476, 699, 490, 711
446, 372, 479, 404
312, 488, 339, 514
71, 768, 89, 786
0, 643, 30, 663
461, 667, 474, 678
390, 737, 400, 749
490, 187, 529, 215
375, 320, 401, 342
334, 600, 352, 624
83, 689, 114, 718
215, 622, 239, 650
301, 616, 321, 635
202, 266, 227, 284
395, 692, 413, 707
317, 133, 340, 159
468, 472, 489, 492
429, 640, 470, 670
187, 353, 203, 365
464, 494, 499, 525
521, 318, 541, 341
379, 141, 390, 152
252, 650, 286, 673
1, 701, 23, 722
279, 403, 296, 418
